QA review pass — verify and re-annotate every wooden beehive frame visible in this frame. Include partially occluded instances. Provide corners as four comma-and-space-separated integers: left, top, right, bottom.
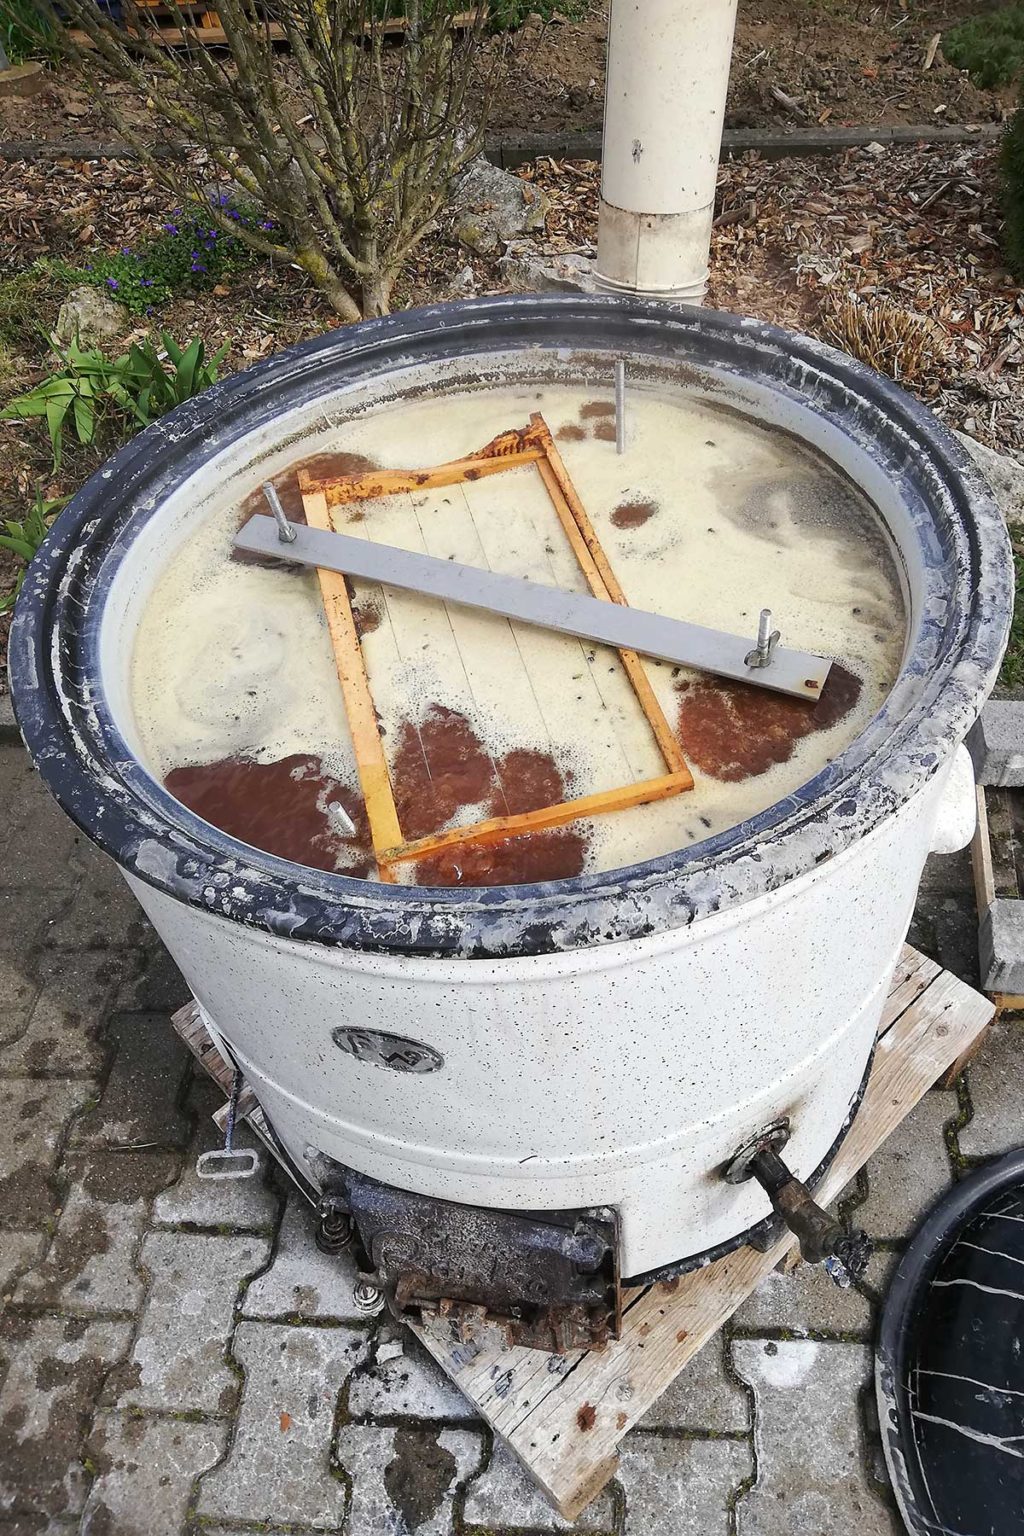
297, 412, 693, 882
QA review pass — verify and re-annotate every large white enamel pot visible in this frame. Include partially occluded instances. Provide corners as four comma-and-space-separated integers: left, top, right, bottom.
9, 296, 1012, 1279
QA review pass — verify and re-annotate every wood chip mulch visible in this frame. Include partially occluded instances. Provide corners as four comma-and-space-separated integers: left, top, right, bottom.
522, 140, 1023, 457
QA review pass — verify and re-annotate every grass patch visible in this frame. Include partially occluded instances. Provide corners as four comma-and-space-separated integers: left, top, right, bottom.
999, 546, 1024, 690
945, 6, 1024, 90
0, 267, 57, 355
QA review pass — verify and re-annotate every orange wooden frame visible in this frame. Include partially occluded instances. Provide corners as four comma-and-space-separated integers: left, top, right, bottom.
298, 413, 693, 881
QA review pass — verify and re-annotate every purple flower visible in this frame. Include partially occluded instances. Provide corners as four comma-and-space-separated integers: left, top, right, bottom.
106, 277, 119, 289
259, 219, 274, 231
122, 246, 131, 255
162, 223, 179, 235
140, 277, 153, 287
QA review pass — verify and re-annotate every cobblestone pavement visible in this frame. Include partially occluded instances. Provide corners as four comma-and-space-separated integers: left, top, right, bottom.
0, 740, 1014, 1536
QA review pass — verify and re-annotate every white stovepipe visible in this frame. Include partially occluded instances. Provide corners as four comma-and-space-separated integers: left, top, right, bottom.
596, 0, 740, 303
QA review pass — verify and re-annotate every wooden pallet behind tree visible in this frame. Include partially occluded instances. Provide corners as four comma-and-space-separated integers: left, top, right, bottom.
69, 7, 481, 48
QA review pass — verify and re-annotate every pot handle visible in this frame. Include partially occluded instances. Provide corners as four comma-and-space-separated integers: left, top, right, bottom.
930, 744, 977, 855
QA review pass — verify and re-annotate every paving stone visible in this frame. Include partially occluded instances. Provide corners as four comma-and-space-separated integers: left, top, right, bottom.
0, 1313, 132, 1518
637, 1334, 750, 1431
0, 951, 133, 1077
349, 1327, 477, 1421
0, 885, 69, 1016
151, 1075, 277, 1230
0, 1078, 94, 1230
116, 941, 190, 1014
733, 1256, 873, 1337
959, 1015, 1024, 1159
0, 1232, 46, 1300
0, 753, 84, 890
69, 1012, 189, 1151
464, 1437, 614, 1530
732, 1339, 898, 1535
617, 1435, 753, 1536
13, 1154, 171, 1314
243, 1193, 366, 1320
42, 849, 152, 951
853, 1088, 957, 1240
198, 1321, 367, 1528
336, 1425, 482, 1536
81, 1411, 227, 1536
112, 1230, 270, 1413
967, 700, 1024, 787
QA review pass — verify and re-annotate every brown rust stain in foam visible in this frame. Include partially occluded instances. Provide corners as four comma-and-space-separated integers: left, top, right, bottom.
675, 662, 862, 783
233, 450, 380, 565
165, 754, 374, 878
393, 705, 589, 887
611, 499, 658, 530
580, 401, 615, 420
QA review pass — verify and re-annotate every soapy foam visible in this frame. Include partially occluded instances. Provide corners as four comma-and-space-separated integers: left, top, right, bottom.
130, 379, 906, 886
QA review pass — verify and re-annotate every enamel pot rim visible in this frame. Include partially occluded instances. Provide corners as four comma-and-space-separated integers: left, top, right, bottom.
7, 294, 1012, 958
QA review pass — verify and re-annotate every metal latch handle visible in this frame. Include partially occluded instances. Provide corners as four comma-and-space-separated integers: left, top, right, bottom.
197, 1069, 260, 1181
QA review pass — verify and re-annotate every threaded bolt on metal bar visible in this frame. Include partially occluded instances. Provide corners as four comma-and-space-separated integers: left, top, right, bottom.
745, 608, 781, 670
263, 482, 296, 543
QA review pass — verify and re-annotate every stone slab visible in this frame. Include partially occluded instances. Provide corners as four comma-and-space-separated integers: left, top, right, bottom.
967, 702, 1024, 788
0, 1314, 132, 1518
197, 1321, 368, 1528
0, 951, 132, 1078
81, 1412, 227, 1536
69, 1012, 189, 1151
980, 897, 1024, 995
348, 1328, 477, 1422
112, 1229, 270, 1413
464, 1438, 614, 1530
0, 1077, 95, 1230
151, 1075, 276, 1231
731, 1339, 898, 1535
617, 1436, 753, 1536
242, 1193, 367, 1320
959, 1015, 1024, 1159
637, 1334, 750, 1431
853, 1088, 957, 1241
335, 1425, 482, 1536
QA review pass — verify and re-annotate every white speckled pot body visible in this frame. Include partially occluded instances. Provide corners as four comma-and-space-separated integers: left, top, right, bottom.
11, 298, 1012, 1284
126, 764, 943, 1276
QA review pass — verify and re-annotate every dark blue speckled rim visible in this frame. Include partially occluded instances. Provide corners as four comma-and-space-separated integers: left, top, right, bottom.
7, 295, 1013, 958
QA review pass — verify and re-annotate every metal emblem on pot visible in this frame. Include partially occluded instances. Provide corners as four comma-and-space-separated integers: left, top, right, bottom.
332, 1027, 444, 1074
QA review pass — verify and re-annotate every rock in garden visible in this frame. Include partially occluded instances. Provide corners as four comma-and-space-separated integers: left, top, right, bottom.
453, 157, 550, 256
55, 284, 128, 346
957, 431, 1024, 532
498, 241, 597, 295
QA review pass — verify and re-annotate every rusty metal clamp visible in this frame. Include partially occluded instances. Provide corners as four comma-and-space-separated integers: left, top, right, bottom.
197, 1069, 260, 1181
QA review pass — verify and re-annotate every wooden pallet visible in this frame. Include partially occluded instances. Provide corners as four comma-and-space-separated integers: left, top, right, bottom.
171, 943, 993, 1519
70, 8, 480, 47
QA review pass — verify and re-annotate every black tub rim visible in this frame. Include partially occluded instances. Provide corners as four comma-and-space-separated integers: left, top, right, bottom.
875, 1145, 1024, 1535
7, 293, 1013, 958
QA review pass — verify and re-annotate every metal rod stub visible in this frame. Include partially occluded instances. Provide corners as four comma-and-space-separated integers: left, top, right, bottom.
263, 482, 297, 543
615, 359, 626, 455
